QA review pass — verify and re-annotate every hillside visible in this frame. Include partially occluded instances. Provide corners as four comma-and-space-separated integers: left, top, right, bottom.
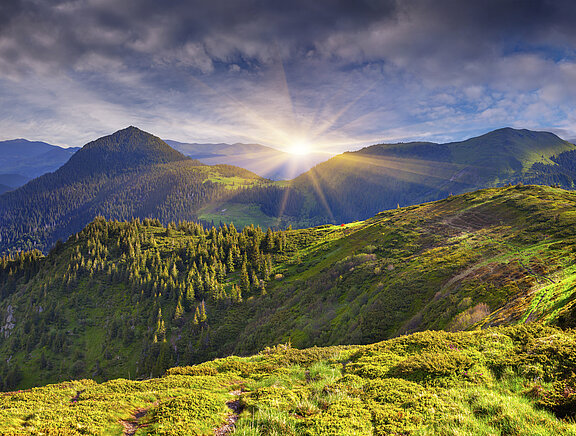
0, 174, 30, 191
166, 139, 331, 180
0, 139, 79, 184
283, 127, 576, 223
0, 127, 267, 253
0, 325, 574, 435
1, 185, 576, 391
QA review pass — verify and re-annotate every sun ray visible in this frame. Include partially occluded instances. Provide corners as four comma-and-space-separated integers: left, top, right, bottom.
309, 80, 381, 141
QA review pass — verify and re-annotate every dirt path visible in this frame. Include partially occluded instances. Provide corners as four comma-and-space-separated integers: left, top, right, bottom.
120, 407, 151, 436
214, 390, 243, 436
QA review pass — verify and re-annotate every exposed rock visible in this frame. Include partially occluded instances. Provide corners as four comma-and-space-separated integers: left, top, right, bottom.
1, 305, 15, 338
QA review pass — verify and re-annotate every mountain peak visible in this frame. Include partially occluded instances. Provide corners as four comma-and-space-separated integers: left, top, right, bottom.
60, 126, 190, 178
473, 126, 564, 142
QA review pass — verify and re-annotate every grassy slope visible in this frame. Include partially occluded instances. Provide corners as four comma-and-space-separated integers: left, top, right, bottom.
0, 324, 575, 435
198, 201, 282, 228
217, 185, 576, 354
2, 185, 576, 391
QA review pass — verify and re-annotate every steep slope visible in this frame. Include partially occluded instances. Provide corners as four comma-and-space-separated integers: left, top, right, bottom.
0, 139, 79, 181
1, 185, 576, 390
166, 139, 331, 180
289, 127, 576, 223
0, 127, 265, 253
1, 325, 575, 435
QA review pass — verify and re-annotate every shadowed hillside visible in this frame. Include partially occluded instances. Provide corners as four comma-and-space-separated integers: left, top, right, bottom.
0, 127, 266, 253
287, 128, 576, 223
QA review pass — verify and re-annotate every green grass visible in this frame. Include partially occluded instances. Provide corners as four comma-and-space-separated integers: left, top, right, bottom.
205, 174, 266, 189
2, 325, 575, 435
198, 202, 281, 228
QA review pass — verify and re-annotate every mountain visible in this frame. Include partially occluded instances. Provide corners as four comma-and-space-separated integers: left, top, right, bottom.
0, 324, 574, 435
0, 173, 29, 194
3, 126, 576, 256
166, 139, 331, 180
280, 127, 576, 224
59, 126, 189, 180
0, 127, 265, 253
0, 173, 29, 189
1, 184, 575, 391
0, 139, 79, 184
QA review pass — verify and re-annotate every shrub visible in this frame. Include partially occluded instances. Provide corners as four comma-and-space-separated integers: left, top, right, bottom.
166, 365, 218, 376
391, 350, 473, 382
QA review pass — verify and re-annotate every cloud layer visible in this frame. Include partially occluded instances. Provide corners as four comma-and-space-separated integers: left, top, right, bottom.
1, 0, 576, 150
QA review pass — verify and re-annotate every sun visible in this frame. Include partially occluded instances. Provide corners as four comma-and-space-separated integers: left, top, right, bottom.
287, 139, 312, 155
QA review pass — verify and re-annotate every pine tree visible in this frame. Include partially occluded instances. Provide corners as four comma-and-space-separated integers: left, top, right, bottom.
231, 284, 243, 303
227, 249, 235, 272
199, 300, 207, 323
174, 296, 184, 322
154, 308, 166, 343
239, 261, 250, 295
185, 282, 195, 305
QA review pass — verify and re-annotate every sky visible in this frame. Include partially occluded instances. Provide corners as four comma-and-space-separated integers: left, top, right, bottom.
2, 0, 576, 153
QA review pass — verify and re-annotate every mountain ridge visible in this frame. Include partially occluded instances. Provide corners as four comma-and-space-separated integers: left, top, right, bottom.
287, 127, 576, 224
3, 126, 576, 254
0, 139, 79, 186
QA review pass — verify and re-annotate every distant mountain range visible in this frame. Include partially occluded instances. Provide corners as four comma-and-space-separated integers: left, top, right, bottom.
0, 138, 329, 194
0, 174, 30, 195
3, 126, 576, 254
165, 139, 331, 180
0, 139, 79, 191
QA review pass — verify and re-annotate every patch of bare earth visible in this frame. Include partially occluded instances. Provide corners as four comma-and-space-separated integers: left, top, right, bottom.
214, 390, 243, 436
120, 407, 150, 436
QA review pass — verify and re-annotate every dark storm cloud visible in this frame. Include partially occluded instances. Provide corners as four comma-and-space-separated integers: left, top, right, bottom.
3, 0, 576, 147
1, 0, 576, 74
0, 0, 401, 74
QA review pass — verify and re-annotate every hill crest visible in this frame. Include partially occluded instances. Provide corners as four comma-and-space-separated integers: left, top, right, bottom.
60, 126, 192, 179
